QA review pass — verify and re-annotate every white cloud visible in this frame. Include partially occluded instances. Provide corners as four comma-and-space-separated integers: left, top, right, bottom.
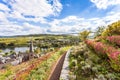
0, 3, 10, 11
0, 3, 10, 23
61, 16, 79, 22
11, 0, 53, 17
48, 16, 91, 33
1, 0, 62, 23
0, 0, 120, 36
0, 22, 47, 36
48, 11, 120, 34
0, 12, 120, 36
90, 0, 120, 9
0, 12, 9, 24
51, 0, 63, 16
0, 0, 63, 35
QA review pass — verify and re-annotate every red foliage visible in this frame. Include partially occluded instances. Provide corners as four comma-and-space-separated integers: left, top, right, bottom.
109, 51, 120, 60
85, 40, 120, 61
107, 36, 120, 45
94, 42, 106, 54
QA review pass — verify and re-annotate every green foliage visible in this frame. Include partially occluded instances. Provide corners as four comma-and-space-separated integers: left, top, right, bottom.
0, 43, 7, 48
109, 56, 120, 72
0, 65, 13, 80
34, 48, 40, 54
2, 50, 16, 57
94, 26, 105, 38
0, 49, 2, 53
79, 30, 90, 41
102, 20, 120, 36
2, 52, 9, 57
69, 42, 120, 80
0, 37, 29, 47
0, 35, 78, 49
8, 42, 15, 47
10, 50, 16, 55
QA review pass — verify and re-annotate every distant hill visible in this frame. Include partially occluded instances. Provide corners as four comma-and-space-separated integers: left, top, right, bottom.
0, 36, 11, 38
0, 33, 75, 38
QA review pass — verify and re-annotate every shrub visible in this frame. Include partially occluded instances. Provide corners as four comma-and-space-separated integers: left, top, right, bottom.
79, 30, 90, 41
102, 20, 120, 36
85, 40, 120, 71
107, 36, 120, 46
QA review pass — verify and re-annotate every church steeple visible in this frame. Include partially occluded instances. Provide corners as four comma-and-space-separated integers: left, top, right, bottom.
29, 39, 33, 53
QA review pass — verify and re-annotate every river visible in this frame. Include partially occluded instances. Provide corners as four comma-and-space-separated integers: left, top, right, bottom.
0, 47, 30, 54
0, 47, 47, 54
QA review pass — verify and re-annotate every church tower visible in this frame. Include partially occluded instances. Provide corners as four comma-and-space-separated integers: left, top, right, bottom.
29, 39, 33, 53
29, 39, 34, 60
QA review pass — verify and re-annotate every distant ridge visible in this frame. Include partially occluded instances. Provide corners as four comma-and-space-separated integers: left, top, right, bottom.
0, 36, 12, 38
0, 33, 77, 38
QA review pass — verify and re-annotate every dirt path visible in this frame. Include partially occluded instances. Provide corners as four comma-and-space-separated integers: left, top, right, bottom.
48, 53, 66, 80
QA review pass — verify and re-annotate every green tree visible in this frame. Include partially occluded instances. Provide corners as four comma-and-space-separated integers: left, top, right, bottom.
0, 43, 7, 48
94, 26, 105, 38
8, 43, 15, 47
102, 20, 120, 36
3, 52, 9, 57
79, 30, 90, 41
34, 48, 40, 54
10, 50, 16, 55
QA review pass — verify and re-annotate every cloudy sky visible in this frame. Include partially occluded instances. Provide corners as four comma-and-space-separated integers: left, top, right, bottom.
0, 0, 120, 36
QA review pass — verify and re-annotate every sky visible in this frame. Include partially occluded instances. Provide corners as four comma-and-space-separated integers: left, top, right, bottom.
0, 0, 120, 36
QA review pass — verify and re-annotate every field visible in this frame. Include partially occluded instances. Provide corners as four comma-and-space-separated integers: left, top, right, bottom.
0, 35, 79, 48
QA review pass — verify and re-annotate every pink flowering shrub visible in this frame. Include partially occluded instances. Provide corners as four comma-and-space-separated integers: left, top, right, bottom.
85, 40, 120, 61
85, 40, 106, 54
85, 40, 95, 48
105, 46, 117, 54
93, 42, 106, 54
85, 40, 120, 71
107, 36, 120, 46
109, 51, 120, 60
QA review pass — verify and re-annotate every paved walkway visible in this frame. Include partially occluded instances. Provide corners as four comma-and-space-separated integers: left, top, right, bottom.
48, 53, 66, 80
60, 49, 71, 80
48, 49, 71, 80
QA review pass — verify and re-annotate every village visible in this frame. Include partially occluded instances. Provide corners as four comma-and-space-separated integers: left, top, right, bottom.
0, 37, 78, 69
0, 40, 40, 69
